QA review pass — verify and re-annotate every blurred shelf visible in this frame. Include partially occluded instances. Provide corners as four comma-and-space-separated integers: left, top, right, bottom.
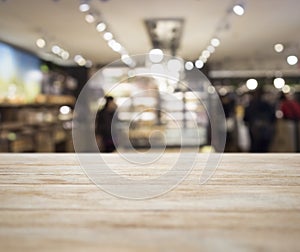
0, 95, 75, 108
0, 100, 74, 153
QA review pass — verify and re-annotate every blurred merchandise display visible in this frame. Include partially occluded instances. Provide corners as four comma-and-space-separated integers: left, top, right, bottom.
90, 68, 210, 150
0, 42, 80, 152
0, 103, 74, 152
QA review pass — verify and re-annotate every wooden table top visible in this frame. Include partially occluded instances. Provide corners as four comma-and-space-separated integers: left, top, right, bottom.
0, 153, 299, 252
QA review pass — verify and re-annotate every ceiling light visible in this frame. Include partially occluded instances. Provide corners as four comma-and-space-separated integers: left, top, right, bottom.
74, 54, 83, 62
121, 54, 133, 65
274, 43, 284, 53
246, 78, 258, 90
149, 48, 164, 63
96, 22, 106, 32
78, 58, 87, 66
112, 42, 122, 52
211, 38, 220, 47
202, 50, 210, 58
79, 3, 90, 12
51, 45, 61, 54
36, 38, 46, 48
273, 77, 285, 89
108, 39, 116, 48
287, 55, 298, 65
195, 60, 204, 69
207, 45, 215, 53
61, 51, 70, 60
233, 4, 245, 16
103, 32, 113, 40
185, 61, 194, 71
85, 13, 95, 23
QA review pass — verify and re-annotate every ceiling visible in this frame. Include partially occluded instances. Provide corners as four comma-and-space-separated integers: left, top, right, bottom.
0, 0, 300, 72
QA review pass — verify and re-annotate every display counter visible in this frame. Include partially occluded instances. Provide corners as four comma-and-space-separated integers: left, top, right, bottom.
0, 153, 299, 251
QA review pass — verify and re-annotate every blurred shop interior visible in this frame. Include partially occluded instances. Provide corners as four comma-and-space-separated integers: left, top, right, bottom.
0, 0, 300, 153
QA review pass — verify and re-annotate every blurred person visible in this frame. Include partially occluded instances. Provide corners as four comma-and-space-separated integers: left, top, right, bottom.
221, 92, 237, 151
244, 88, 276, 152
279, 92, 300, 152
279, 92, 300, 120
236, 95, 251, 152
95, 96, 118, 153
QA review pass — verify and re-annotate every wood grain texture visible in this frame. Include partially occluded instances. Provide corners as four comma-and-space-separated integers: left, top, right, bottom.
0, 153, 299, 252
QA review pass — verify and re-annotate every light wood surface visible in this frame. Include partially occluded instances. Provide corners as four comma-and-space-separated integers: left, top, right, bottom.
0, 153, 299, 252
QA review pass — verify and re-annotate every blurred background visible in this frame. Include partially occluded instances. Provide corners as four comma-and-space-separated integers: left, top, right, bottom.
0, 0, 300, 153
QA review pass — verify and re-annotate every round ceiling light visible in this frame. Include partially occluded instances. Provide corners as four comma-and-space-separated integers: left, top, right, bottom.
233, 4, 245, 16
36, 38, 46, 48
79, 3, 90, 12
103, 32, 113, 41
287, 55, 298, 65
96, 22, 106, 32
149, 48, 164, 63
246, 78, 258, 90
195, 60, 204, 69
211, 38, 220, 47
185, 61, 194, 71
274, 43, 284, 53
273, 77, 285, 89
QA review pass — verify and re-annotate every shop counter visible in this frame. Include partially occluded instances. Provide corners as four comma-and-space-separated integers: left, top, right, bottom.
0, 153, 299, 251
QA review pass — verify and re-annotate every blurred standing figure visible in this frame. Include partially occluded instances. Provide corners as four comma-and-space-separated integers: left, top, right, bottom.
279, 92, 300, 120
221, 93, 237, 151
244, 88, 276, 152
96, 96, 117, 153
279, 92, 300, 152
